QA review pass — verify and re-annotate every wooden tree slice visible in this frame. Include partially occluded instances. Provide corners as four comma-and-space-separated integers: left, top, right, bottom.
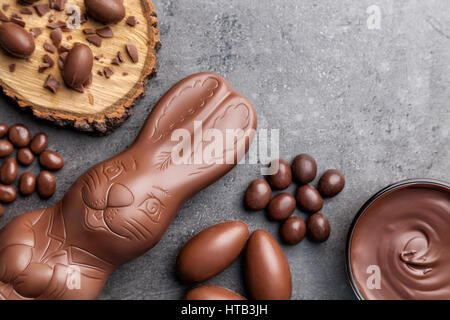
0, 0, 160, 135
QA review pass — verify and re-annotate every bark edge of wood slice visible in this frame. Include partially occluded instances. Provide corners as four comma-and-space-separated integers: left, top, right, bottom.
0, 0, 160, 135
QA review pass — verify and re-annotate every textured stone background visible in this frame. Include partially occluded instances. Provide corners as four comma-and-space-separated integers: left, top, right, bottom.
1, 0, 449, 299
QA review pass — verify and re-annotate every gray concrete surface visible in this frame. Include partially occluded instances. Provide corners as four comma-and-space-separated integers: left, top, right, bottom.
1, 0, 449, 299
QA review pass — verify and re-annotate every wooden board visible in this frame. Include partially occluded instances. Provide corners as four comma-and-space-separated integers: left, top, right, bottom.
0, 0, 160, 135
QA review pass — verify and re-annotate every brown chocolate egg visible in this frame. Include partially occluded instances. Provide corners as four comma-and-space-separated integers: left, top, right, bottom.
185, 285, 246, 300
176, 220, 249, 283
0, 22, 35, 59
63, 43, 93, 91
85, 0, 125, 24
245, 229, 292, 300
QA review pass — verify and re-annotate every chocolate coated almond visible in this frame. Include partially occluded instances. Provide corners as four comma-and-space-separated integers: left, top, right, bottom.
0, 140, 13, 157
39, 150, 64, 170
0, 22, 35, 58
245, 229, 292, 300
30, 132, 48, 154
176, 221, 249, 283
244, 178, 271, 211
0, 158, 18, 185
0, 184, 17, 203
63, 43, 93, 91
186, 285, 246, 300
85, 0, 125, 24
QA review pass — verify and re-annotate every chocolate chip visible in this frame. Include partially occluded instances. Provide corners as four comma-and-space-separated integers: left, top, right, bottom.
30, 27, 42, 38
44, 74, 60, 93
126, 16, 138, 26
103, 66, 114, 78
8, 124, 31, 148
86, 35, 102, 47
8, 64, 15, 72
47, 20, 66, 29
126, 43, 138, 63
43, 54, 54, 67
17, 148, 34, 166
11, 17, 25, 28
19, 172, 36, 196
44, 42, 56, 53
94, 54, 103, 60
20, 7, 33, 15
33, 3, 50, 17
83, 28, 96, 34
50, 28, 62, 47
96, 26, 113, 38
0, 10, 9, 22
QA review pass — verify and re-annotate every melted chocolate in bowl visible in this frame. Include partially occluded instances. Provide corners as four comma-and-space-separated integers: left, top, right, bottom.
348, 180, 450, 300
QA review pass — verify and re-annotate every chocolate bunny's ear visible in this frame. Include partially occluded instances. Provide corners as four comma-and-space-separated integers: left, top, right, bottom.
141, 73, 257, 198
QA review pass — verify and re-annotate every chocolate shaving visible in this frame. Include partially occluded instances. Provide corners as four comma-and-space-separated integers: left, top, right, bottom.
11, 13, 22, 19
103, 67, 114, 79
80, 13, 88, 24
111, 57, 120, 65
48, 14, 54, 22
0, 10, 9, 22
86, 35, 102, 47
9, 64, 15, 72
47, 20, 66, 29
52, 0, 66, 11
126, 16, 138, 27
83, 28, 96, 34
126, 43, 138, 63
94, 54, 103, 61
66, 35, 72, 40
58, 44, 71, 53
44, 75, 60, 93
96, 26, 113, 38
20, 7, 33, 15
30, 27, 42, 38
11, 17, 25, 27
38, 63, 51, 73
33, 3, 50, 17
58, 52, 68, 69
44, 42, 56, 54
122, 72, 128, 76
43, 54, 55, 68
2, 4, 9, 11
50, 28, 62, 47
97, 70, 103, 76
117, 51, 124, 63
88, 93, 94, 105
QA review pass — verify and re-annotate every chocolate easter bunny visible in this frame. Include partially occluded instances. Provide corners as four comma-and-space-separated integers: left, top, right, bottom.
0, 72, 257, 299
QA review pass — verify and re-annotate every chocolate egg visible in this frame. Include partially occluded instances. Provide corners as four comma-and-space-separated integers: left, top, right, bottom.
85, 0, 126, 24
185, 285, 246, 300
245, 229, 292, 300
0, 22, 35, 59
63, 43, 93, 91
176, 221, 249, 283
244, 178, 272, 211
